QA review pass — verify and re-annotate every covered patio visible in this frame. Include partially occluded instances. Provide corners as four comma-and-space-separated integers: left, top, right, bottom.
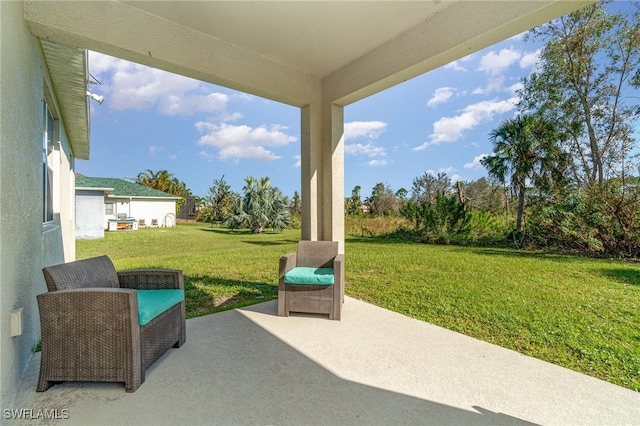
12, 2, 640, 424
13, 298, 638, 425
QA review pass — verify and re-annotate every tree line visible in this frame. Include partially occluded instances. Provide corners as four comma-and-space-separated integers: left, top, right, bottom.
133, 169, 299, 233
347, 1, 640, 257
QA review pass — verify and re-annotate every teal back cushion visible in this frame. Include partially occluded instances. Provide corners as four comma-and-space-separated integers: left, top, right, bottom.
136, 289, 184, 326
284, 267, 335, 285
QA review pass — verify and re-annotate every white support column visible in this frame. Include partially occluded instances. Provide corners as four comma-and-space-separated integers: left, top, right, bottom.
300, 98, 345, 253
322, 103, 345, 253
300, 104, 320, 242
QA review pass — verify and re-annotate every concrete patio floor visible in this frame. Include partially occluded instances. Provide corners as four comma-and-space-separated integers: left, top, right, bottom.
9, 297, 639, 425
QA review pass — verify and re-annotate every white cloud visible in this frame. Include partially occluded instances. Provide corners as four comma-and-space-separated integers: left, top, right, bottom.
232, 93, 256, 102
198, 151, 217, 162
507, 82, 524, 95
444, 52, 475, 72
473, 76, 507, 95
344, 121, 388, 167
444, 60, 466, 72
427, 87, 455, 107
196, 122, 297, 162
148, 145, 163, 156
520, 49, 541, 69
474, 47, 541, 94
464, 153, 489, 170
450, 174, 464, 183
89, 51, 231, 116
345, 143, 386, 157
293, 155, 301, 168
415, 97, 518, 150
344, 121, 387, 140
158, 92, 228, 116
478, 48, 522, 76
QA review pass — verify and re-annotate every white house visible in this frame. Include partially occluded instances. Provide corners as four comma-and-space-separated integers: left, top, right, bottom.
75, 176, 180, 239
1, 0, 591, 412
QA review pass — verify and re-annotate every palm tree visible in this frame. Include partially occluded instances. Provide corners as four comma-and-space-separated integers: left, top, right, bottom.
481, 114, 566, 234
136, 169, 192, 212
225, 176, 291, 233
136, 169, 171, 192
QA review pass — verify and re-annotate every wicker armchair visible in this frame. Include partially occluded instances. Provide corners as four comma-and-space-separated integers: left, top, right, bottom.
278, 241, 344, 320
37, 255, 186, 392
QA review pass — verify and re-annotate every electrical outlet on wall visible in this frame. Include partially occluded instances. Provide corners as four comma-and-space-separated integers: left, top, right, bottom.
11, 308, 23, 337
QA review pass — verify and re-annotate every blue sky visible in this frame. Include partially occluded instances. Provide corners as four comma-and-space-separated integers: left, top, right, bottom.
78, 3, 634, 200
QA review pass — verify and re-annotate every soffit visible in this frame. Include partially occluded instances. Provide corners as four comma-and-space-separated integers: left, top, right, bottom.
40, 39, 90, 160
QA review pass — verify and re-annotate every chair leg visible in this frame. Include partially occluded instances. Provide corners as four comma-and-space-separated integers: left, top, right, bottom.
330, 306, 341, 321
278, 290, 287, 316
36, 377, 54, 392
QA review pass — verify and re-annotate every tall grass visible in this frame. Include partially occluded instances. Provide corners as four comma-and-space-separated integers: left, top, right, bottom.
77, 223, 640, 391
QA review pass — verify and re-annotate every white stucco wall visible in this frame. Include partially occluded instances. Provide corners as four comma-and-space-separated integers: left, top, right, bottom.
130, 199, 176, 227
119, 198, 177, 228
76, 190, 106, 239
0, 1, 78, 411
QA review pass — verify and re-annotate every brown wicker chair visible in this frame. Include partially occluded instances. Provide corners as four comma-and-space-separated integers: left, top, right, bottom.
37, 255, 186, 392
278, 241, 344, 320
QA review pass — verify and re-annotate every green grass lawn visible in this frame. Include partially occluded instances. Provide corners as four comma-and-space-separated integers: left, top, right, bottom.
77, 223, 640, 391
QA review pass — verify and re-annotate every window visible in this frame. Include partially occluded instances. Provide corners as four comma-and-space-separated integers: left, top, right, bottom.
105, 202, 114, 216
42, 101, 55, 223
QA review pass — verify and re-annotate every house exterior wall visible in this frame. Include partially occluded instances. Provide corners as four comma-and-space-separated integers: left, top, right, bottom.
126, 199, 176, 228
106, 198, 177, 228
0, 1, 78, 410
76, 194, 177, 236
76, 190, 106, 239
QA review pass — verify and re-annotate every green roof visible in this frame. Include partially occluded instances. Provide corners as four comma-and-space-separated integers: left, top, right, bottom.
76, 176, 180, 199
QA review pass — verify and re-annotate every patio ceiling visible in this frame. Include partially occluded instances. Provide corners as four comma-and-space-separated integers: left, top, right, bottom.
122, 0, 449, 79
24, 1, 594, 107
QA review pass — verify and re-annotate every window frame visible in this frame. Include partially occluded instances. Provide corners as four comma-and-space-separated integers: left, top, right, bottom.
42, 99, 57, 224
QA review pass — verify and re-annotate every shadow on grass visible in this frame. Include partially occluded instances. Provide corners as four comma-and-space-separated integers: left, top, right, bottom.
346, 235, 421, 245
199, 227, 253, 235
347, 235, 573, 258
184, 275, 278, 319
599, 268, 640, 286
467, 247, 581, 263
199, 227, 296, 240
241, 239, 299, 246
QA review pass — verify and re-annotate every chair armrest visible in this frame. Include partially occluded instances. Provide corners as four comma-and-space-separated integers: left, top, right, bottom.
333, 254, 345, 305
278, 253, 297, 285
333, 254, 344, 281
37, 288, 142, 391
118, 269, 184, 290
37, 288, 140, 351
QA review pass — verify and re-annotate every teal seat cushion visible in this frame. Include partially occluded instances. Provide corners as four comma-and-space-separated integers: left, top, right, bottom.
284, 267, 335, 285
136, 289, 184, 326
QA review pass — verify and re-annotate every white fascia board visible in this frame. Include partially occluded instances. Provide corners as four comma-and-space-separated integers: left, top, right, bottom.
106, 195, 181, 201
76, 186, 114, 194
